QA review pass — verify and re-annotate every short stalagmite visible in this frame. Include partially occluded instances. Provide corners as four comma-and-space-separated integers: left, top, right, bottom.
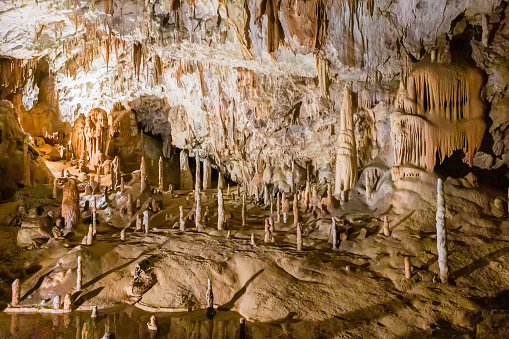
264, 218, 271, 243
63, 294, 72, 310
127, 194, 133, 216
143, 210, 149, 233
404, 257, 411, 279
296, 222, 303, 251
179, 206, 185, 231
87, 225, 94, 245
136, 214, 142, 231
11, 278, 19, 306
383, 215, 390, 237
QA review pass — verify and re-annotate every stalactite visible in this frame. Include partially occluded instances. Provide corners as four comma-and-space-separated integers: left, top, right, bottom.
316, 53, 330, 96
391, 61, 485, 171
133, 42, 142, 81
260, 0, 285, 54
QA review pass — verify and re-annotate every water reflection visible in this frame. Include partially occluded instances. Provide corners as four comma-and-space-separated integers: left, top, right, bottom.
0, 307, 293, 339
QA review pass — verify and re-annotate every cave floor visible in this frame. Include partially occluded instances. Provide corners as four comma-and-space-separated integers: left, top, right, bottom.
0, 159, 509, 338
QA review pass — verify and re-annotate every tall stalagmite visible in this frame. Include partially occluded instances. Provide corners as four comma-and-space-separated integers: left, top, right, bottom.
436, 178, 448, 283
335, 83, 358, 197
180, 150, 193, 189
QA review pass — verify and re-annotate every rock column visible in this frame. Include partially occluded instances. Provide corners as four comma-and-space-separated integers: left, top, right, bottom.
158, 156, 164, 192
203, 157, 212, 190
180, 150, 193, 189
140, 156, 147, 192
11, 279, 19, 306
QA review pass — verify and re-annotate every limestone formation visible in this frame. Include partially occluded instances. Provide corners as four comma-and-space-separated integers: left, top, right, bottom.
87, 225, 94, 245
264, 219, 271, 243
179, 150, 193, 190
143, 211, 149, 234
331, 218, 337, 250
195, 150, 202, 231
404, 257, 411, 280
206, 278, 216, 317
217, 188, 224, 231
147, 315, 158, 331
52, 295, 61, 310
296, 223, 303, 251
250, 233, 256, 247
203, 157, 211, 190
241, 194, 246, 228
11, 279, 19, 306
52, 178, 58, 199
436, 178, 448, 283
293, 194, 299, 225
158, 156, 164, 192
335, 84, 357, 197
76, 256, 82, 291
383, 216, 390, 237
63, 294, 72, 310
179, 206, 185, 231
62, 178, 79, 229
120, 228, 125, 241
92, 196, 97, 235
127, 194, 133, 216
282, 193, 289, 224
140, 156, 147, 192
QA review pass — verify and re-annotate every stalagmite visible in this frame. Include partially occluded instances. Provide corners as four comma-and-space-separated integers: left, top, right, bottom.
404, 257, 411, 279
11, 279, 19, 306
264, 219, 271, 243
331, 218, 337, 250
282, 193, 289, 224
147, 315, 158, 331
23, 135, 30, 187
87, 225, 94, 245
143, 211, 149, 234
120, 228, 125, 241
136, 214, 142, 231
217, 188, 224, 231
293, 194, 299, 225
62, 179, 80, 229
203, 157, 211, 190
218, 172, 224, 189
63, 294, 72, 311
195, 150, 203, 231
251, 233, 256, 246
92, 196, 97, 235
264, 185, 269, 205
53, 295, 61, 310
335, 83, 358, 197
127, 194, 133, 216
241, 194, 246, 228
179, 206, 185, 231
140, 156, 147, 193
227, 184, 230, 196
76, 256, 82, 291
120, 176, 125, 193
296, 223, 302, 251
383, 215, 390, 237
206, 278, 216, 317
277, 192, 281, 223
158, 156, 163, 192
53, 178, 58, 199
436, 178, 448, 283
91, 306, 98, 318
180, 150, 193, 189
